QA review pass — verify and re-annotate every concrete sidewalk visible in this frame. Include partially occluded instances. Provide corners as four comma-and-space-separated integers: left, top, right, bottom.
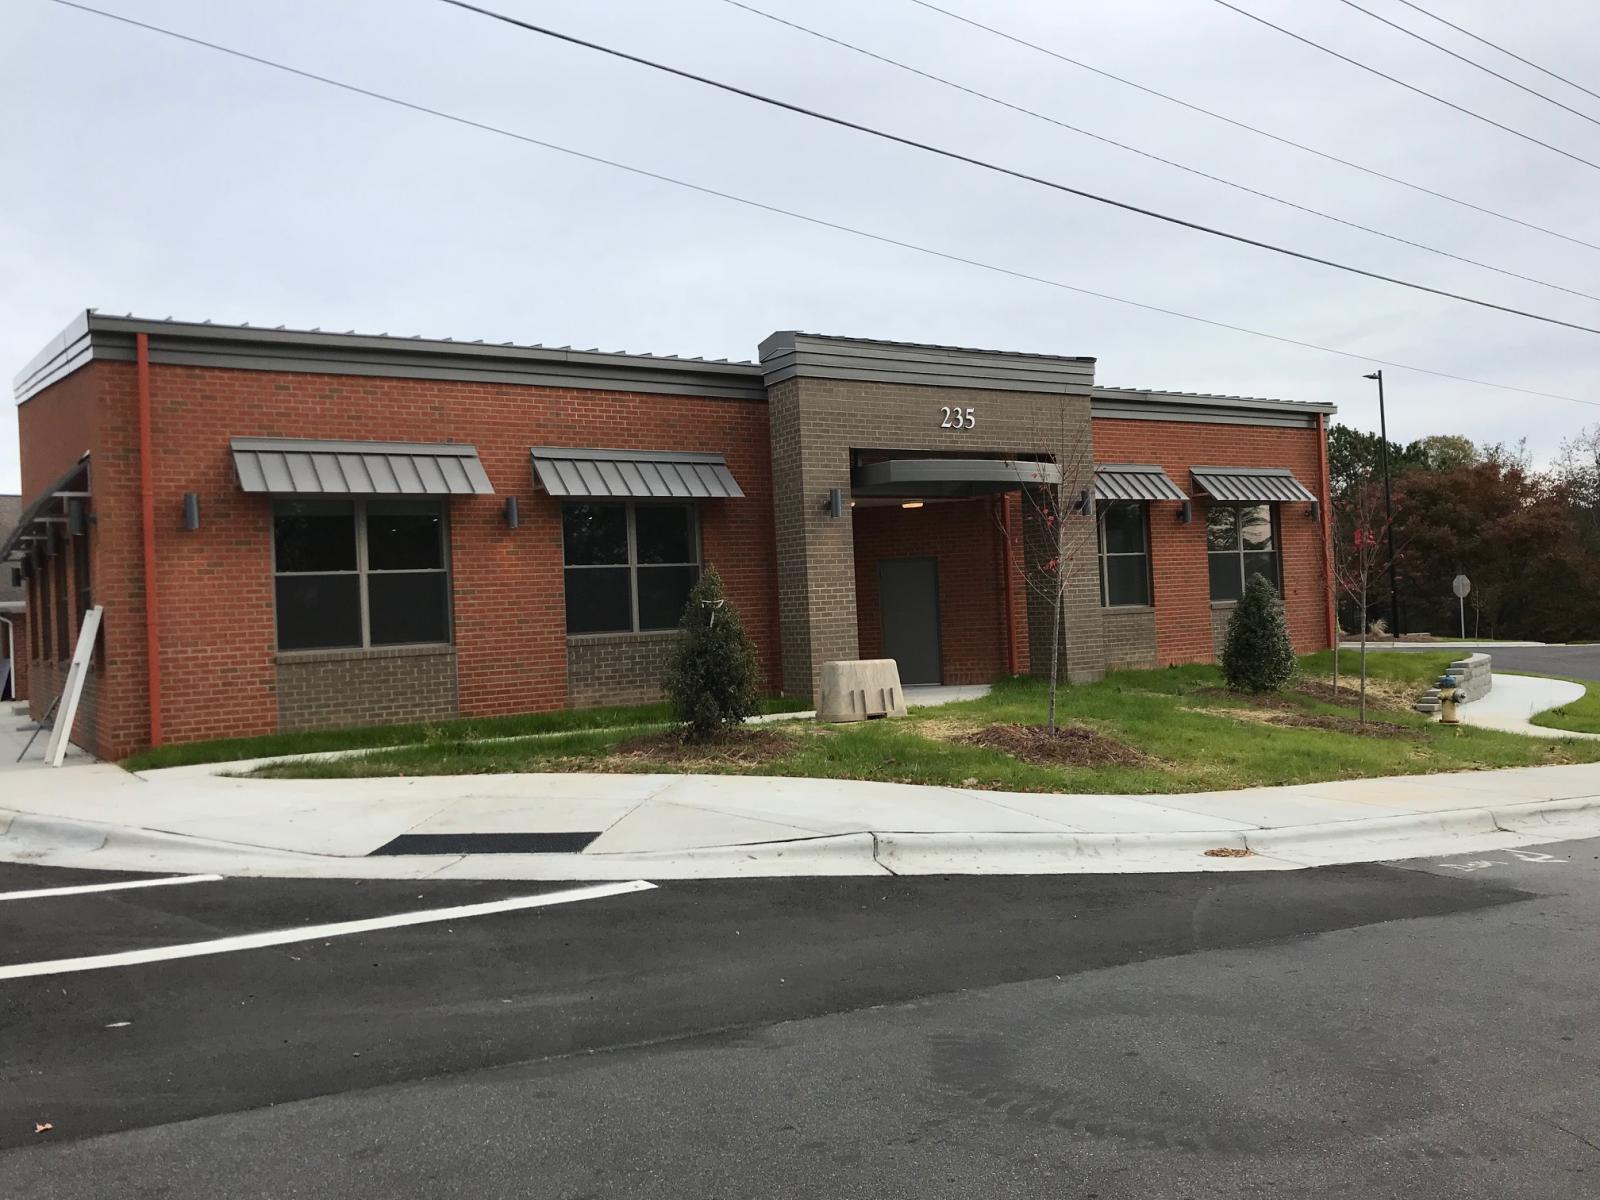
4, 676, 1600, 880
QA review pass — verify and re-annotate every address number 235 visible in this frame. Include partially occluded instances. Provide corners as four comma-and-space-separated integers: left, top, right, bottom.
940, 405, 976, 430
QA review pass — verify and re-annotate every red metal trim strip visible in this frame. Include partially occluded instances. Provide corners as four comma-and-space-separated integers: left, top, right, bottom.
137, 333, 163, 747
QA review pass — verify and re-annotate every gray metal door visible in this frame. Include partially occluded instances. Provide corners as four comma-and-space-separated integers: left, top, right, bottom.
879, 556, 942, 685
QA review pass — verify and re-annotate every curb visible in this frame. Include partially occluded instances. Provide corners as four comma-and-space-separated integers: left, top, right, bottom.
5, 799, 1600, 880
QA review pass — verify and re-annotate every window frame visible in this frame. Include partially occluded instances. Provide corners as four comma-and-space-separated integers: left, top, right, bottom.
1206, 502, 1282, 603
270, 498, 453, 652
562, 500, 702, 636
1096, 500, 1153, 609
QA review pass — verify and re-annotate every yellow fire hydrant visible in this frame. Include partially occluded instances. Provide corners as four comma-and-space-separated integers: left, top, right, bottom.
1437, 673, 1462, 725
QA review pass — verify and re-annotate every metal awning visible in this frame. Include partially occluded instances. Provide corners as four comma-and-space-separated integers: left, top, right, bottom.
1191, 466, 1317, 503
851, 457, 1061, 499
531, 447, 744, 500
1094, 464, 1186, 502
1, 455, 90, 563
231, 438, 494, 496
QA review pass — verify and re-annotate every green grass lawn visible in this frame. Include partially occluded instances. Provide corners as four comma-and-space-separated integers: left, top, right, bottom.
122, 695, 811, 772
246, 652, 1600, 792
1529, 678, 1600, 735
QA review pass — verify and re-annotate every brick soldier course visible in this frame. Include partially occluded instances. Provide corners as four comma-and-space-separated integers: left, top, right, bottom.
5, 313, 1336, 759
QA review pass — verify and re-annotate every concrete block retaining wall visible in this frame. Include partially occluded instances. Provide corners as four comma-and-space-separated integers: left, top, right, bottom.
1415, 652, 1492, 714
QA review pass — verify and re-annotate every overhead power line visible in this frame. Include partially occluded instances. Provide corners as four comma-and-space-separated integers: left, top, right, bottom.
1390, 0, 1600, 107
717, 0, 1600, 307
903, 0, 1600, 255
436, 0, 1600, 338
1330, 0, 1600, 128
45, 0, 1600, 412
1206, 0, 1600, 172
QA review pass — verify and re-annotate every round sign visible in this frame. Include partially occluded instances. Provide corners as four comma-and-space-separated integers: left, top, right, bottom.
1452, 574, 1471, 599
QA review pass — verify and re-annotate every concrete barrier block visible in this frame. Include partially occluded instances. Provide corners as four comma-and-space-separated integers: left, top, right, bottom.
818, 659, 908, 723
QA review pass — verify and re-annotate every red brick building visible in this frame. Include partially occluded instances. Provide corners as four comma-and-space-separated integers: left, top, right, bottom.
4, 314, 1336, 759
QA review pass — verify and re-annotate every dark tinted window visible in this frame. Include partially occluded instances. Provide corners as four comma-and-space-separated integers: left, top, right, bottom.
275, 574, 362, 650
638, 565, 699, 630
635, 505, 695, 564
369, 572, 450, 645
55, 547, 69, 659
1103, 555, 1149, 608
1101, 502, 1146, 556
367, 501, 443, 571
562, 504, 628, 566
1208, 554, 1243, 602
1205, 504, 1237, 552
564, 567, 632, 634
274, 501, 356, 573
73, 532, 91, 626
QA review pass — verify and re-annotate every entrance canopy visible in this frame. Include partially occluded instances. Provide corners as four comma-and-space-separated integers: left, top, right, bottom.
1, 454, 89, 569
850, 457, 1061, 499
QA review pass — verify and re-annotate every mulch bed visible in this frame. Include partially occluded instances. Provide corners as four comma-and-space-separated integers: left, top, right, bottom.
1197, 686, 1419, 738
1266, 712, 1418, 739
611, 727, 796, 766
959, 723, 1147, 768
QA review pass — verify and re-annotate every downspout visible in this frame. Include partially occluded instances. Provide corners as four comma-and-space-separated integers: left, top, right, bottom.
998, 493, 1019, 675
137, 332, 163, 747
1317, 412, 1336, 650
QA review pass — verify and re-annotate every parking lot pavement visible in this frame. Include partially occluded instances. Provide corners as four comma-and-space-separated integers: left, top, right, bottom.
0, 858, 1525, 1156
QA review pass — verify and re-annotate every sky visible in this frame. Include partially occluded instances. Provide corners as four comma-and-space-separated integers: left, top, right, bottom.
5, 0, 1600, 495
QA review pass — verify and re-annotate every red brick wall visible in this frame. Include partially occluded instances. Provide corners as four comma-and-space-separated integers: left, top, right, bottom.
1092, 417, 1332, 663
39, 363, 777, 756
852, 494, 1027, 685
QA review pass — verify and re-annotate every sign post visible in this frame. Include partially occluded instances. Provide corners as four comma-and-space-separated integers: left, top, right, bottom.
44, 604, 102, 767
1452, 575, 1471, 642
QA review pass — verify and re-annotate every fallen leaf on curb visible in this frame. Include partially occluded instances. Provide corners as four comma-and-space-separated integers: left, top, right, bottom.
1203, 847, 1253, 858
33, 1122, 53, 1135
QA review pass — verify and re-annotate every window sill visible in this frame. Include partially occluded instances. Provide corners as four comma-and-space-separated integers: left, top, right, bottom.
275, 643, 455, 666
567, 629, 685, 646
1211, 600, 1239, 610
1102, 604, 1155, 614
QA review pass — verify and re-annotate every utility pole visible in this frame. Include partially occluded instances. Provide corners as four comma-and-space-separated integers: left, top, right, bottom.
1362, 371, 1401, 636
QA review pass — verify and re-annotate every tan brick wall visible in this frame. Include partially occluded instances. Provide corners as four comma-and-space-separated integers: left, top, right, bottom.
566, 631, 681, 708
769, 376, 1099, 701
1102, 606, 1158, 671
276, 645, 458, 732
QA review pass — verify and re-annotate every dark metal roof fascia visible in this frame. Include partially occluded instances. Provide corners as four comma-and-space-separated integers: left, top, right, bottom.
15, 313, 766, 404
1092, 385, 1335, 428
760, 332, 1096, 396
851, 457, 1063, 496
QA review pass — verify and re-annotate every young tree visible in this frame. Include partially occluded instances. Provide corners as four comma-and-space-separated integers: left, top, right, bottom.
663, 566, 759, 741
1333, 477, 1403, 723
999, 406, 1098, 736
1221, 574, 1296, 693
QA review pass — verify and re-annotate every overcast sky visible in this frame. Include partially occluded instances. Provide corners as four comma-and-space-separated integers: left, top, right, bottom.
5, 0, 1600, 495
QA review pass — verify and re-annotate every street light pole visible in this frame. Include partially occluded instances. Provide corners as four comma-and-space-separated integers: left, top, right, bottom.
1362, 370, 1401, 636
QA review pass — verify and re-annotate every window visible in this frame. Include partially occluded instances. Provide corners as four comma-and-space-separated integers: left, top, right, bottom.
54, 541, 70, 660
272, 499, 450, 651
563, 502, 699, 634
1097, 501, 1151, 607
1207, 503, 1280, 602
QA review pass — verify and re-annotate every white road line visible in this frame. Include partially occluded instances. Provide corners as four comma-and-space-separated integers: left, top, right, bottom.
0, 879, 657, 980
0, 874, 224, 902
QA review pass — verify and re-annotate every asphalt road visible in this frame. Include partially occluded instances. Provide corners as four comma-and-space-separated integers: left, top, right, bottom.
1370, 642, 1600, 681
2, 847, 1598, 1198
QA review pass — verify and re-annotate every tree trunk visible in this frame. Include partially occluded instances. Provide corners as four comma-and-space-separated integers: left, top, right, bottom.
1047, 588, 1062, 736
1359, 567, 1369, 725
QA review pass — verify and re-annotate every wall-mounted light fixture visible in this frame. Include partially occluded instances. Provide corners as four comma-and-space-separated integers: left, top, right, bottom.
10, 566, 20, 589
504, 496, 520, 528
68, 499, 88, 537
1306, 500, 1321, 522
900, 500, 924, 510
182, 492, 201, 531
1177, 499, 1192, 524
825, 487, 844, 519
